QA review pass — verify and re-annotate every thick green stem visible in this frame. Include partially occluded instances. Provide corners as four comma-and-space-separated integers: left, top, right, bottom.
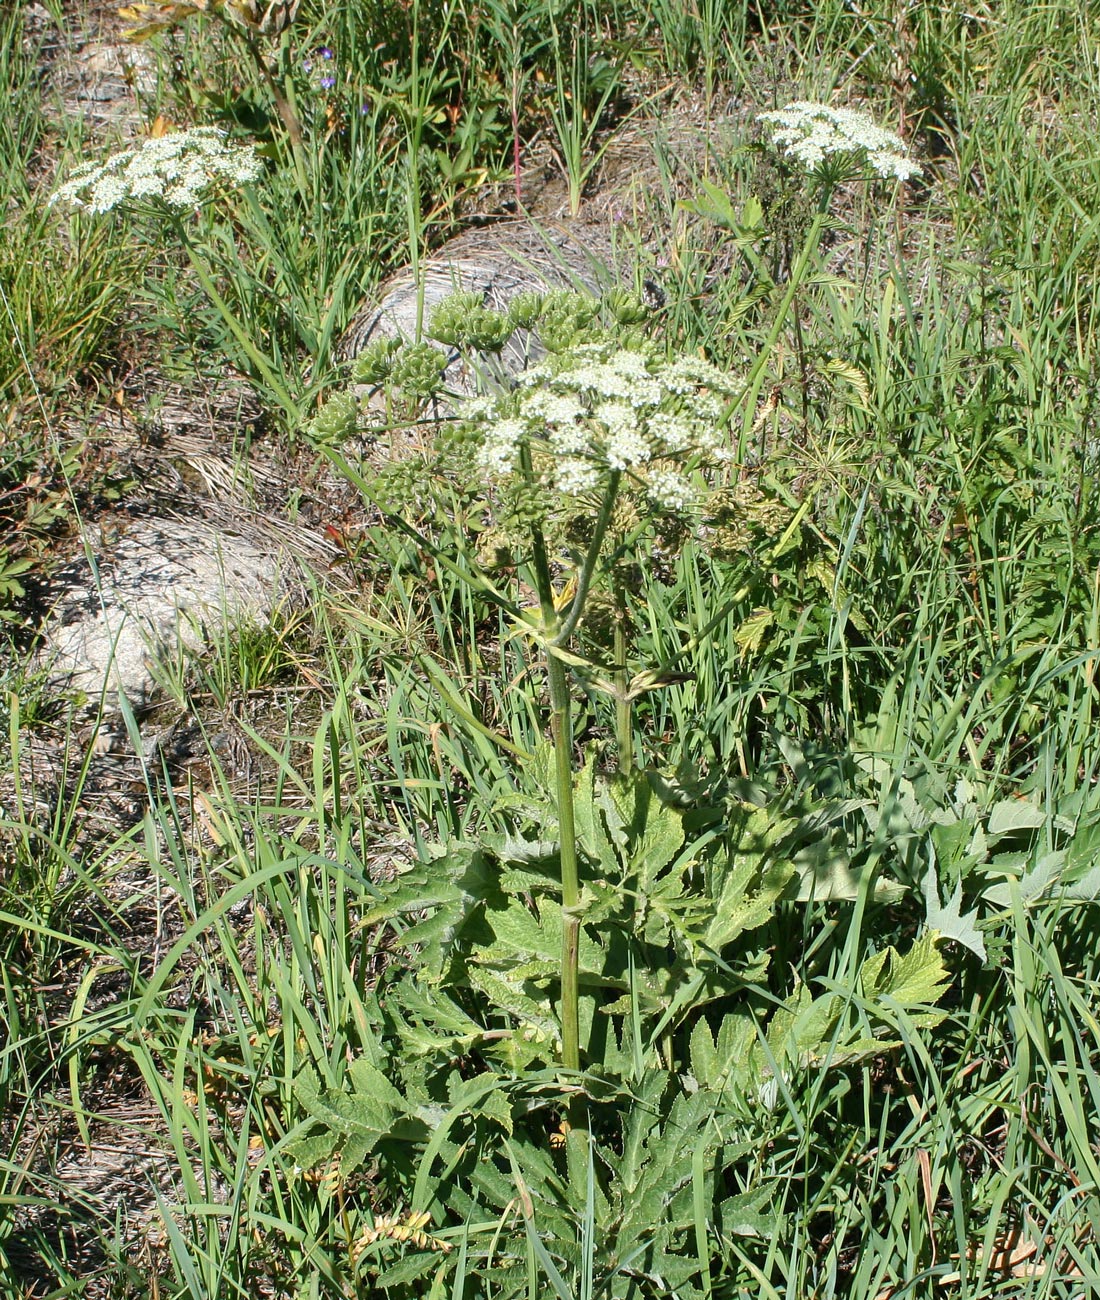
547, 648, 581, 1071
557, 471, 621, 642
734, 190, 833, 450
613, 615, 632, 777
524, 472, 621, 1079
525, 523, 581, 1073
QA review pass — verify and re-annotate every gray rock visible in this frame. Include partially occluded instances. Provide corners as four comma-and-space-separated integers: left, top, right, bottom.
339, 219, 621, 390
36, 516, 297, 711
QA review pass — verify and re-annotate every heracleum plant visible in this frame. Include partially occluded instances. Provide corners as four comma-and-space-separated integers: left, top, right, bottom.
48, 127, 308, 421
335, 102, 922, 1084
307, 251, 953, 1284
742, 101, 922, 442
349, 296, 745, 1079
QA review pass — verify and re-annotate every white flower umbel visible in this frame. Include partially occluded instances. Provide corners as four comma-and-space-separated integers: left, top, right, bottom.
480, 417, 527, 476
50, 127, 262, 214
472, 342, 740, 512
757, 102, 920, 181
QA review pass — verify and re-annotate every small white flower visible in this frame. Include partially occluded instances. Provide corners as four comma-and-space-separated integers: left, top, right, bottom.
564, 359, 662, 407
646, 467, 696, 512
462, 396, 496, 419
524, 391, 585, 427
594, 400, 634, 436
606, 430, 651, 470
457, 336, 739, 515
478, 417, 525, 476
547, 419, 588, 457
666, 355, 744, 395
689, 392, 725, 422
608, 350, 655, 383
596, 403, 650, 469
569, 362, 632, 400
50, 127, 262, 214
648, 412, 694, 454
758, 101, 920, 180
555, 457, 600, 496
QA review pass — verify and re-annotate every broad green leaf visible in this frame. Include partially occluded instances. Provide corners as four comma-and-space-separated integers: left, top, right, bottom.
688, 1018, 719, 1091
717, 1188, 779, 1238
792, 836, 904, 902
864, 929, 952, 1008
705, 847, 795, 952
987, 798, 1047, 836
619, 1088, 722, 1250
475, 897, 608, 980
284, 1130, 339, 1172
922, 866, 986, 961
632, 782, 687, 892
716, 1013, 758, 1076
289, 1062, 425, 1172
930, 816, 982, 873
571, 752, 606, 866
348, 1057, 410, 1113
765, 984, 842, 1069
390, 979, 486, 1049
618, 1071, 668, 1193
361, 842, 502, 982
459, 1072, 514, 1136
603, 764, 686, 889
374, 1254, 443, 1288
733, 607, 774, 655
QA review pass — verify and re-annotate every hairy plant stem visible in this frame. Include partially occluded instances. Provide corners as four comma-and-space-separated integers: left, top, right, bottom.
523, 467, 621, 1080
525, 519, 582, 1075
546, 648, 581, 1072
614, 614, 632, 777
734, 188, 834, 451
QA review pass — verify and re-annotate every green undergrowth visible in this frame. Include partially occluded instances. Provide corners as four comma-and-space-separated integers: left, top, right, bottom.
4, 0, 1100, 1296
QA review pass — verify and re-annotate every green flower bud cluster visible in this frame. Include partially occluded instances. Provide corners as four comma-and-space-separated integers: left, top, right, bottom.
605, 289, 650, 326
506, 292, 545, 331
426, 291, 481, 346
429, 293, 513, 352
475, 527, 516, 571
425, 288, 608, 357
389, 342, 448, 399
579, 584, 631, 650
703, 483, 794, 561
538, 291, 601, 353
305, 390, 360, 445
500, 478, 550, 532
369, 456, 432, 514
434, 418, 484, 460
352, 336, 402, 385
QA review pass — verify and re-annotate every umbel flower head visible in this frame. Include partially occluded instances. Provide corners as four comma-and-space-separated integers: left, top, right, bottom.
50, 127, 262, 214
468, 341, 742, 516
757, 101, 920, 181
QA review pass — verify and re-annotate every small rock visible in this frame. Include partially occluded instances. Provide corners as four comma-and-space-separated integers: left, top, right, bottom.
36, 516, 298, 711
